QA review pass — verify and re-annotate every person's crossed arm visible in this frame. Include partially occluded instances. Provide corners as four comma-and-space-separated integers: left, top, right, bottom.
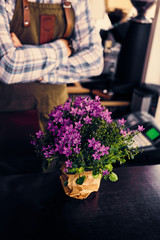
0, 0, 103, 84
10, 32, 72, 56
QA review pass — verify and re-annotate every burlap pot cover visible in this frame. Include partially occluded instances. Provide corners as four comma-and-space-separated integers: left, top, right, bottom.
60, 167, 101, 200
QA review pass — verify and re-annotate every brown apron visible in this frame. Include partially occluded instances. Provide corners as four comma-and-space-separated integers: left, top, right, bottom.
0, 0, 75, 131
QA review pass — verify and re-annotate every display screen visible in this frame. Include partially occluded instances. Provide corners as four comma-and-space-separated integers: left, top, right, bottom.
146, 128, 160, 141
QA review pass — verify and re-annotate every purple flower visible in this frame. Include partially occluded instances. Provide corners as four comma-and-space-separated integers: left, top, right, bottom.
51, 109, 62, 118
79, 102, 83, 108
88, 137, 96, 148
93, 141, 101, 151
63, 118, 72, 125
118, 118, 126, 126
65, 159, 73, 168
138, 125, 145, 132
36, 130, 44, 139
73, 146, 81, 154
44, 151, 50, 159
95, 95, 101, 102
75, 121, 83, 130
49, 148, 55, 155
70, 107, 78, 116
65, 124, 74, 134
73, 97, 83, 108
47, 122, 53, 130
64, 168, 68, 173
106, 117, 113, 124
83, 116, 92, 124
92, 152, 101, 160
120, 129, 127, 136
85, 105, 91, 112
101, 109, 112, 123
102, 169, 109, 176
103, 109, 112, 116
99, 145, 110, 155
73, 138, 81, 146
127, 129, 132, 135
54, 143, 61, 153
83, 96, 90, 103
51, 110, 64, 124
63, 146, 72, 157
50, 125, 58, 136
90, 110, 100, 118
77, 109, 86, 116
63, 101, 71, 111
42, 145, 50, 151
30, 139, 36, 146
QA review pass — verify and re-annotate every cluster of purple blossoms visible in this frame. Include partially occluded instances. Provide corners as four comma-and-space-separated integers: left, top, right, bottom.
71, 95, 113, 124
48, 120, 82, 158
42, 145, 55, 159
88, 137, 109, 160
42, 96, 113, 161
31, 95, 145, 182
119, 118, 145, 136
64, 159, 73, 173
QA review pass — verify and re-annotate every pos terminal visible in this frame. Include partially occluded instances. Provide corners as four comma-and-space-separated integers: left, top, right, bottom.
124, 111, 160, 164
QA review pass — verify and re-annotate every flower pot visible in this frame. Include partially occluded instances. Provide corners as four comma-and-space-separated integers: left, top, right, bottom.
60, 166, 101, 200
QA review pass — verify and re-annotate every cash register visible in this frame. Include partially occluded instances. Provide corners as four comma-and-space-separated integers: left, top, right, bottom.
124, 111, 160, 164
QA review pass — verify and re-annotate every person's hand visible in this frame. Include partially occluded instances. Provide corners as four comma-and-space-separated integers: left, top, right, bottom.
10, 32, 22, 47
60, 39, 72, 57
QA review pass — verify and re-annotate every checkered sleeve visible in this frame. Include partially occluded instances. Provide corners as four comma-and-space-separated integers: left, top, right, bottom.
0, 0, 104, 84
51, 0, 104, 84
0, 0, 68, 84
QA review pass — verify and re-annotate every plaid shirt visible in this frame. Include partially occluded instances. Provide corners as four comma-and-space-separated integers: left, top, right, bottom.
0, 0, 103, 84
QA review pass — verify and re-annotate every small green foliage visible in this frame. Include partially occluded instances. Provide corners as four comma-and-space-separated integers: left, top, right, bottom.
105, 164, 113, 172
77, 167, 84, 174
64, 181, 68, 186
92, 173, 100, 179
109, 172, 118, 182
67, 168, 77, 174
103, 175, 109, 180
76, 176, 86, 185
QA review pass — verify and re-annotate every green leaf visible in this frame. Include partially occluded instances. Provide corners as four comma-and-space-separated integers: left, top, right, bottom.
76, 176, 86, 185
77, 167, 84, 174
92, 173, 100, 179
110, 146, 118, 153
109, 172, 118, 182
64, 181, 68, 186
104, 175, 109, 180
111, 158, 117, 163
67, 168, 77, 174
119, 159, 126, 164
105, 164, 113, 172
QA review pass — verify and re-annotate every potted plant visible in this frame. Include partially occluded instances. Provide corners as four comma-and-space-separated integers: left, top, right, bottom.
31, 96, 144, 199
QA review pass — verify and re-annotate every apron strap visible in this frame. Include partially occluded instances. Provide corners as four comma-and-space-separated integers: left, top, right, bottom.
62, 1, 73, 38
22, 0, 73, 39
22, 0, 30, 27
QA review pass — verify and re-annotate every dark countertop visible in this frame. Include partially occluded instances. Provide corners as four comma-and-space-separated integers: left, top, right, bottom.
1, 164, 160, 240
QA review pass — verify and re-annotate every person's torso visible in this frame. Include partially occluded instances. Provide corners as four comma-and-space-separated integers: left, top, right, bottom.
10, 0, 75, 45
